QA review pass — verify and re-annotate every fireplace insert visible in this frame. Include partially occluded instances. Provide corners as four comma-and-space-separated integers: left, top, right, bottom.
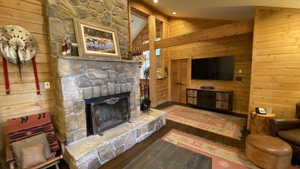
85, 92, 130, 136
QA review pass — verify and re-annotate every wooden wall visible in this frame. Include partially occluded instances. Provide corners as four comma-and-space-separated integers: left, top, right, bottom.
0, 0, 53, 151
168, 18, 253, 114
249, 7, 300, 117
131, 3, 169, 106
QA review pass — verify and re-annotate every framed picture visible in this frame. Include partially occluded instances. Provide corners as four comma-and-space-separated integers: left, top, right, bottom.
74, 19, 121, 59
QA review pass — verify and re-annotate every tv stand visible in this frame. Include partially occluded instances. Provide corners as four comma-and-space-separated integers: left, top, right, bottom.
186, 88, 233, 112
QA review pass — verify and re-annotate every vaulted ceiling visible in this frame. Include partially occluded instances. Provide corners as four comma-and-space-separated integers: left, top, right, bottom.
141, 0, 300, 20
131, 14, 147, 41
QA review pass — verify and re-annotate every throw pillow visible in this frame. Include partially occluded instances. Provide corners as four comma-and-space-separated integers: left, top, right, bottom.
11, 134, 53, 168
21, 143, 46, 169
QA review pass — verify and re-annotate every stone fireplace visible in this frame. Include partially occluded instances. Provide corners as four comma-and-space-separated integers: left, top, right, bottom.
47, 0, 166, 169
51, 57, 166, 169
85, 92, 131, 136
51, 57, 141, 144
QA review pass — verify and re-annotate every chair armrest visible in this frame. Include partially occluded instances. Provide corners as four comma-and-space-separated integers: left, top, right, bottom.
270, 118, 300, 136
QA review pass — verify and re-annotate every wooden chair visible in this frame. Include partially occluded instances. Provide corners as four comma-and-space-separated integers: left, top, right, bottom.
4, 112, 64, 169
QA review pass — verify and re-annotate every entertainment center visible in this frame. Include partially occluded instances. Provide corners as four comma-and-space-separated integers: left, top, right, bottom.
187, 56, 234, 112
186, 88, 233, 112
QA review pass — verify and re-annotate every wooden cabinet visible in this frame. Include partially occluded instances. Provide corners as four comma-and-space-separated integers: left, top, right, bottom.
186, 88, 233, 112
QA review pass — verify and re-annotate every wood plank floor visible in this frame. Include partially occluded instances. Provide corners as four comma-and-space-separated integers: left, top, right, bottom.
123, 140, 212, 169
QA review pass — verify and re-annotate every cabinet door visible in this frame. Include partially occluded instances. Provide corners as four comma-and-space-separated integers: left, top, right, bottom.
197, 91, 216, 108
187, 90, 197, 105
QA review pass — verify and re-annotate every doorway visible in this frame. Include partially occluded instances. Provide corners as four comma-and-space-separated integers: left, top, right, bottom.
171, 59, 188, 104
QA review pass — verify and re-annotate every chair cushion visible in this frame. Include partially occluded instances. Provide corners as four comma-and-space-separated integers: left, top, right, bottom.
21, 143, 47, 169
278, 129, 300, 146
11, 134, 53, 168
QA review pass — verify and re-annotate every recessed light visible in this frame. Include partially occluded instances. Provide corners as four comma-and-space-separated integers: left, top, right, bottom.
172, 12, 177, 15
153, 0, 159, 3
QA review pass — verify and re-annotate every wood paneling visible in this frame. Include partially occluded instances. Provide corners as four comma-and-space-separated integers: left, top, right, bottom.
148, 15, 158, 107
156, 21, 253, 49
131, 3, 169, 106
0, 0, 53, 152
249, 7, 300, 118
168, 18, 253, 114
168, 18, 232, 38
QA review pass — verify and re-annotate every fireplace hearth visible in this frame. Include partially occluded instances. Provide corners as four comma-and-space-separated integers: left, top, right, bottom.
85, 92, 131, 136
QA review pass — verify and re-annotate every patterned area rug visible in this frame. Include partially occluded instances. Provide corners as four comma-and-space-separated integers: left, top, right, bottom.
162, 130, 298, 169
163, 105, 245, 140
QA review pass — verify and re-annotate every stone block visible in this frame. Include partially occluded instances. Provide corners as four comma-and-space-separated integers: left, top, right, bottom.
76, 150, 101, 169
88, 70, 108, 79
136, 125, 148, 139
115, 84, 121, 94
98, 143, 116, 164
125, 83, 132, 92
107, 82, 115, 95
76, 75, 91, 88
115, 145, 125, 156
148, 121, 155, 133
73, 101, 85, 115
124, 130, 137, 149
65, 114, 79, 132
61, 77, 82, 101
100, 85, 108, 96
90, 79, 105, 86
108, 70, 117, 81
92, 86, 101, 98
120, 83, 127, 93
82, 87, 93, 99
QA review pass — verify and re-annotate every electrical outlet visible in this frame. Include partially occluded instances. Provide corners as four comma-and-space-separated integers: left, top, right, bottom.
44, 82, 51, 89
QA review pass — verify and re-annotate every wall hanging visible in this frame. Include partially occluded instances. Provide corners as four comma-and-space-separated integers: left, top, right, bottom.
0, 25, 40, 95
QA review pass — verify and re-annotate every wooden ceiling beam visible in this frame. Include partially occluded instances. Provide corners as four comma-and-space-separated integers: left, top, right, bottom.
130, 0, 169, 23
155, 21, 254, 48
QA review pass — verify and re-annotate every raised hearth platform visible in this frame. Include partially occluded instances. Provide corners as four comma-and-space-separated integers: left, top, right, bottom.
64, 109, 166, 169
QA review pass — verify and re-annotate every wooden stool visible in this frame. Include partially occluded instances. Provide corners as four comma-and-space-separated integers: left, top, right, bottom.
249, 112, 276, 135
246, 134, 292, 169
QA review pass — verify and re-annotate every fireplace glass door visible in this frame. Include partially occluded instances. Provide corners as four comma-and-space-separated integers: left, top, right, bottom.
86, 92, 130, 135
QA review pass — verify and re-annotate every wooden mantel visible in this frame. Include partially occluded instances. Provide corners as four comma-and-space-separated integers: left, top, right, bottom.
155, 21, 254, 48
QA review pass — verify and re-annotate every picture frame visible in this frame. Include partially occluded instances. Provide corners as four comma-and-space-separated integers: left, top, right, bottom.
74, 19, 121, 59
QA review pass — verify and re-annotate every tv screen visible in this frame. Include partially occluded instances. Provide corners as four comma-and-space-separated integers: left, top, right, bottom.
192, 56, 234, 80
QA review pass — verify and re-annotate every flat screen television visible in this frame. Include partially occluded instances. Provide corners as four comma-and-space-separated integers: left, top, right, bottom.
192, 56, 234, 81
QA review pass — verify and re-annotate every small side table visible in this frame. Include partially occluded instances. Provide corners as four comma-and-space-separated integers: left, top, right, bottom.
250, 112, 276, 135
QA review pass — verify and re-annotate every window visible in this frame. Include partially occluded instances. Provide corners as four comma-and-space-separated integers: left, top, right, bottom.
140, 49, 160, 79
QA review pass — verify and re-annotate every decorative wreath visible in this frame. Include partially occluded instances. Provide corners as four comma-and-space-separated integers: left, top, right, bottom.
0, 25, 40, 95
0, 25, 38, 64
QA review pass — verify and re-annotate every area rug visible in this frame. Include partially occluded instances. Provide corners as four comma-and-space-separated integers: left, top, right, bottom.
123, 139, 212, 169
162, 105, 245, 140
162, 130, 298, 169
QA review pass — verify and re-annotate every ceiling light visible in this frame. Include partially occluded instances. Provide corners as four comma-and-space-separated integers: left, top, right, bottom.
153, 0, 159, 3
172, 12, 177, 15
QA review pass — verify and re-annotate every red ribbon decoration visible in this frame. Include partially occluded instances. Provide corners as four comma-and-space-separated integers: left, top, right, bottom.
32, 57, 40, 95
2, 57, 10, 95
